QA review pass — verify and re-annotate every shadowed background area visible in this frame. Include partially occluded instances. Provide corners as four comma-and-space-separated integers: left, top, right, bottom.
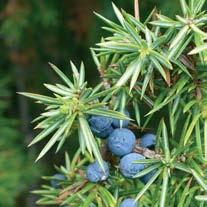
0, 0, 181, 206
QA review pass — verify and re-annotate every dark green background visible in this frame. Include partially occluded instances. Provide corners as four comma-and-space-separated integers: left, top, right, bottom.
0, 1, 180, 206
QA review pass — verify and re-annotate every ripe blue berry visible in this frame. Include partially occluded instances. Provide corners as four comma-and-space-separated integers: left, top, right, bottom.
112, 110, 130, 128
140, 169, 157, 184
86, 161, 109, 183
50, 173, 66, 188
108, 128, 136, 157
89, 115, 113, 138
120, 153, 145, 178
120, 198, 137, 207
140, 133, 156, 149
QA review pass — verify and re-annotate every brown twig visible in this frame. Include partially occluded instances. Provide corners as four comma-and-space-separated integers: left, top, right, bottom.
56, 179, 88, 203
128, 122, 152, 131
133, 145, 162, 159
134, 0, 140, 20
98, 67, 111, 89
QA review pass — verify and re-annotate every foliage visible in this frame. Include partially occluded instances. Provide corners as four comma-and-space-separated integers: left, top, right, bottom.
15, 0, 207, 206
0, 76, 40, 207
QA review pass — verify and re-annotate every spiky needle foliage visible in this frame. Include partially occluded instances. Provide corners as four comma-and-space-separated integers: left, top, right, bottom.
21, 1, 207, 206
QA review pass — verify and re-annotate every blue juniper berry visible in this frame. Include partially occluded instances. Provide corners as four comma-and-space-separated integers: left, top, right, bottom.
89, 115, 113, 138
119, 198, 138, 207
119, 153, 145, 178
112, 110, 130, 128
140, 133, 156, 149
107, 128, 136, 157
86, 160, 109, 183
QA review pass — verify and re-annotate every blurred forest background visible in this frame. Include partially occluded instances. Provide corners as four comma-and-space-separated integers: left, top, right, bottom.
0, 0, 181, 206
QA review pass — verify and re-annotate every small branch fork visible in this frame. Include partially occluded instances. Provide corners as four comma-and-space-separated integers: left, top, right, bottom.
56, 179, 88, 203
133, 145, 162, 159
134, 0, 140, 20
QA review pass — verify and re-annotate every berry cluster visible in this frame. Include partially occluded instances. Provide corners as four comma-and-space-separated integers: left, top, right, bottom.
86, 110, 156, 206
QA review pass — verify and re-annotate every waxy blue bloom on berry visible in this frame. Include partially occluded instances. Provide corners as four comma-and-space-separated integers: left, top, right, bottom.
108, 128, 136, 156
140, 133, 156, 149
120, 153, 145, 178
89, 115, 113, 138
86, 160, 109, 183
112, 110, 130, 128
119, 198, 138, 207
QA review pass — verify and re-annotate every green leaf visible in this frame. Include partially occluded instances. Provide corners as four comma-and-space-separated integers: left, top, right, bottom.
189, 44, 207, 55
19, 92, 60, 105
99, 186, 116, 207
49, 62, 74, 89
160, 168, 169, 207
112, 3, 124, 27
78, 124, 86, 154
90, 48, 101, 68
195, 121, 203, 157
204, 119, 207, 160
141, 64, 153, 99
133, 163, 161, 178
94, 12, 123, 31
151, 14, 180, 28
133, 101, 141, 126
82, 193, 96, 207
97, 41, 138, 52
150, 50, 172, 69
135, 168, 162, 201
174, 162, 191, 173
176, 15, 188, 24
150, 21, 177, 28
35, 121, 69, 161
161, 119, 171, 161
124, 13, 146, 32
87, 108, 131, 121
145, 27, 152, 46
191, 168, 207, 191
56, 84, 73, 93
183, 100, 196, 113
133, 158, 160, 164
195, 195, 207, 201
55, 135, 66, 153
123, 20, 142, 45
116, 58, 141, 87
190, 24, 207, 38
180, 0, 189, 16
150, 56, 167, 81
65, 152, 71, 171
144, 7, 157, 24
79, 62, 85, 86
78, 116, 104, 169
84, 86, 116, 102
29, 118, 64, 147
41, 110, 60, 117
184, 113, 201, 146
168, 36, 186, 59
175, 34, 193, 59
169, 25, 189, 50
44, 84, 72, 96
129, 58, 142, 91
70, 61, 80, 82
177, 179, 193, 207
194, 0, 206, 14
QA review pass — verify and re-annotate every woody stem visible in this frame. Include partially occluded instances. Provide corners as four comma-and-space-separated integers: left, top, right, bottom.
134, 0, 140, 20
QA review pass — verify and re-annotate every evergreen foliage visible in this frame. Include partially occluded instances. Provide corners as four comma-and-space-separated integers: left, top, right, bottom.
0, 77, 39, 206
21, 0, 207, 206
